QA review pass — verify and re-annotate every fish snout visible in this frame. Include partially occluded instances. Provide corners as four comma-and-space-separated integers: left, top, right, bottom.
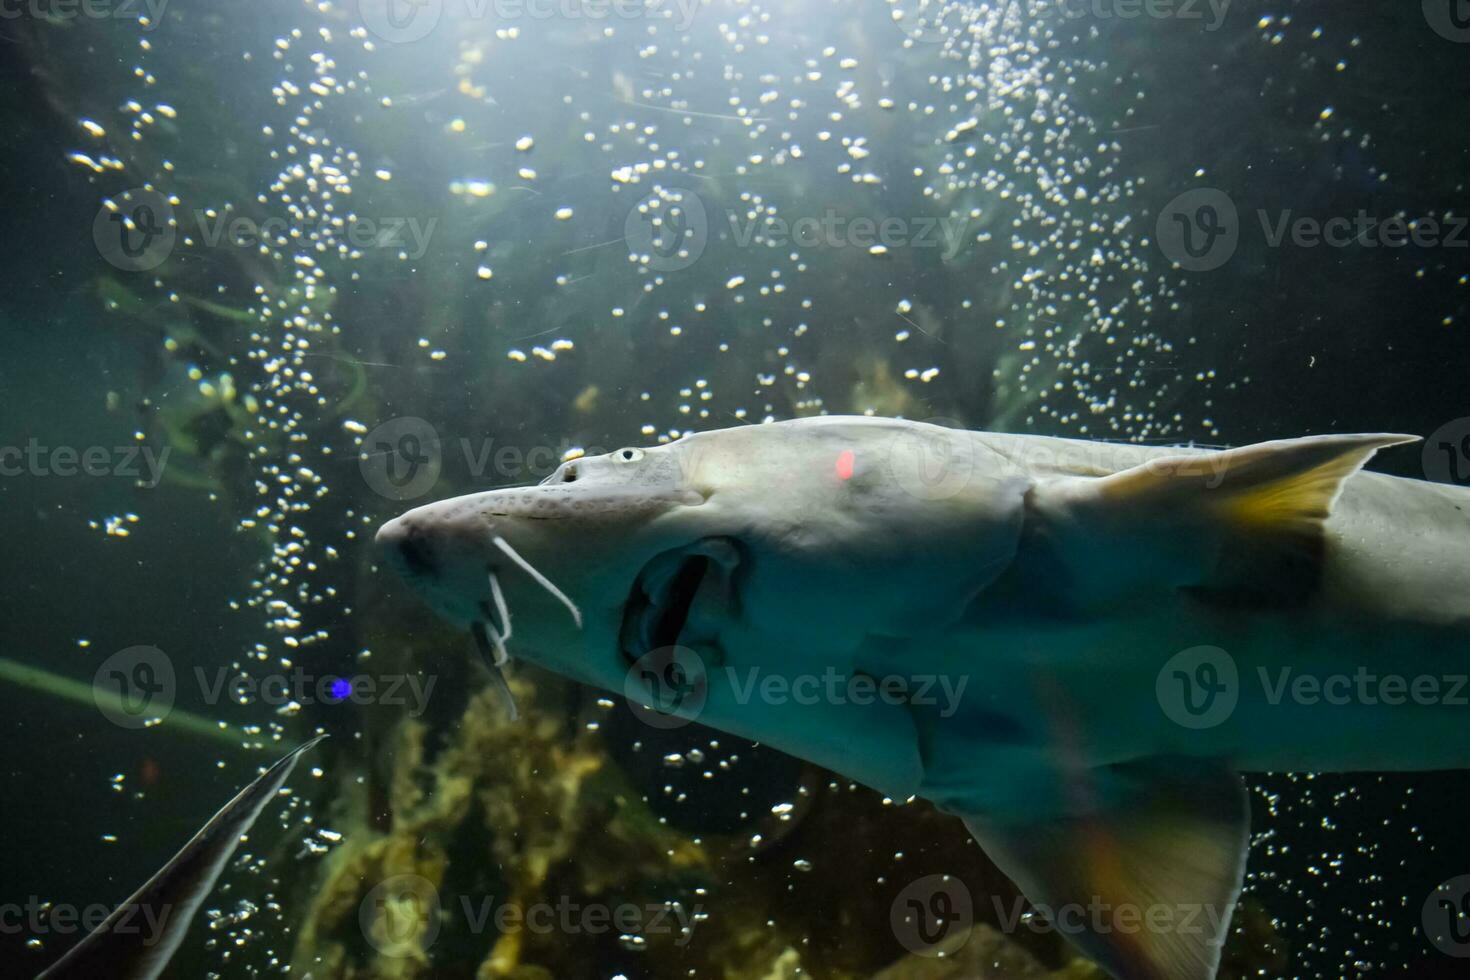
375, 509, 492, 627
376, 515, 438, 579
376, 496, 587, 638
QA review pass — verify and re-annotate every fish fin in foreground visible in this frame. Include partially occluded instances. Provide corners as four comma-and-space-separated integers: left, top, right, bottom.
35, 734, 327, 980
1030, 432, 1419, 606
960, 758, 1248, 980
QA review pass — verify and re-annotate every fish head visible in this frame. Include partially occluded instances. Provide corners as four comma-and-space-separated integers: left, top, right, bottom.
375, 416, 1029, 699
374, 440, 699, 688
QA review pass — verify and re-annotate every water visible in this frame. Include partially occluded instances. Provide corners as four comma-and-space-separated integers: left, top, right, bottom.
1, 1, 1468, 977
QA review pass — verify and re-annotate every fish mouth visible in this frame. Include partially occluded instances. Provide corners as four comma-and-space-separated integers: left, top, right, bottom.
620, 539, 740, 664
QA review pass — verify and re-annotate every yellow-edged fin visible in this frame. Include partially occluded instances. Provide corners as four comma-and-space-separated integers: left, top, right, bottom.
1032, 433, 1419, 605
962, 760, 1249, 980
1097, 433, 1418, 538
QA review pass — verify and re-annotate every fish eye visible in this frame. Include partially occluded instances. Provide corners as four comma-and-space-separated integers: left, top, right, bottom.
615, 448, 644, 463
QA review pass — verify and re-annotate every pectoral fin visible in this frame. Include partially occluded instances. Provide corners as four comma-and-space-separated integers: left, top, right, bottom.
960, 759, 1249, 980
1031, 432, 1417, 605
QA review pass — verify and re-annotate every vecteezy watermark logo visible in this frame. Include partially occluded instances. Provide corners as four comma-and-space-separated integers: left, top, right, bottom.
93, 645, 176, 729
1424, 875, 1470, 957
1156, 645, 1238, 729
1057, 0, 1231, 31
1424, 0, 1470, 42
1257, 211, 1468, 250
354, 421, 615, 501
1, 897, 172, 944
991, 894, 1236, 937
1155, 188, 1239, 272
1159, 191, 1467, 271
1159, 645, 1470, 730
94, 647, 436, 727
93, 188, 176, 273
359, 0, 699, 44
97, 194, 436, 271
623, 646, 709, 729
625, 189, 708, 272
361, 874, 443, 957
496, 0, 700, 29
200, 666, 437, 717
0, 440, 170, 487
1258, 667, 1470, 708
726, 209, 970, 260
890, 0, 1230, 43
358, 875, 699, 954
885, 417, 976, 501
357, 0, 442, 43
193, 211, 438, 260
724, 668, 968, 717
622, 655, 969, 729
0, 0, 170, 30
1424, 418, 1470, 485
890, 875, 973, 956
359, 417, 443, 500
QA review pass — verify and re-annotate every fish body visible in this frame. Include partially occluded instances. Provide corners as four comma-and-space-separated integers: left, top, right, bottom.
378, 416, 1459, 980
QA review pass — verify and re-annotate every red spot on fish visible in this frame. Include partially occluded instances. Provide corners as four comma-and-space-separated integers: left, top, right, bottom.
141, 757, 161, 787
835, 449, 855, 481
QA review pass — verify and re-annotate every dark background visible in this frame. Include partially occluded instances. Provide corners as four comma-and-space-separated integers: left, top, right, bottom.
1, 2, 1469, 978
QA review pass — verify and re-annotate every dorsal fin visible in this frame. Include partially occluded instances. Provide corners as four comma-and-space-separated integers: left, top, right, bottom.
1095, 433, 1417, 536
1030, 433, 1419, 606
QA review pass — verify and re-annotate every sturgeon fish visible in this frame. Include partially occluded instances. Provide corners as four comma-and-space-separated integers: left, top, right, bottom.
35, 735, 324, 980
375, 415, 1462, 980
